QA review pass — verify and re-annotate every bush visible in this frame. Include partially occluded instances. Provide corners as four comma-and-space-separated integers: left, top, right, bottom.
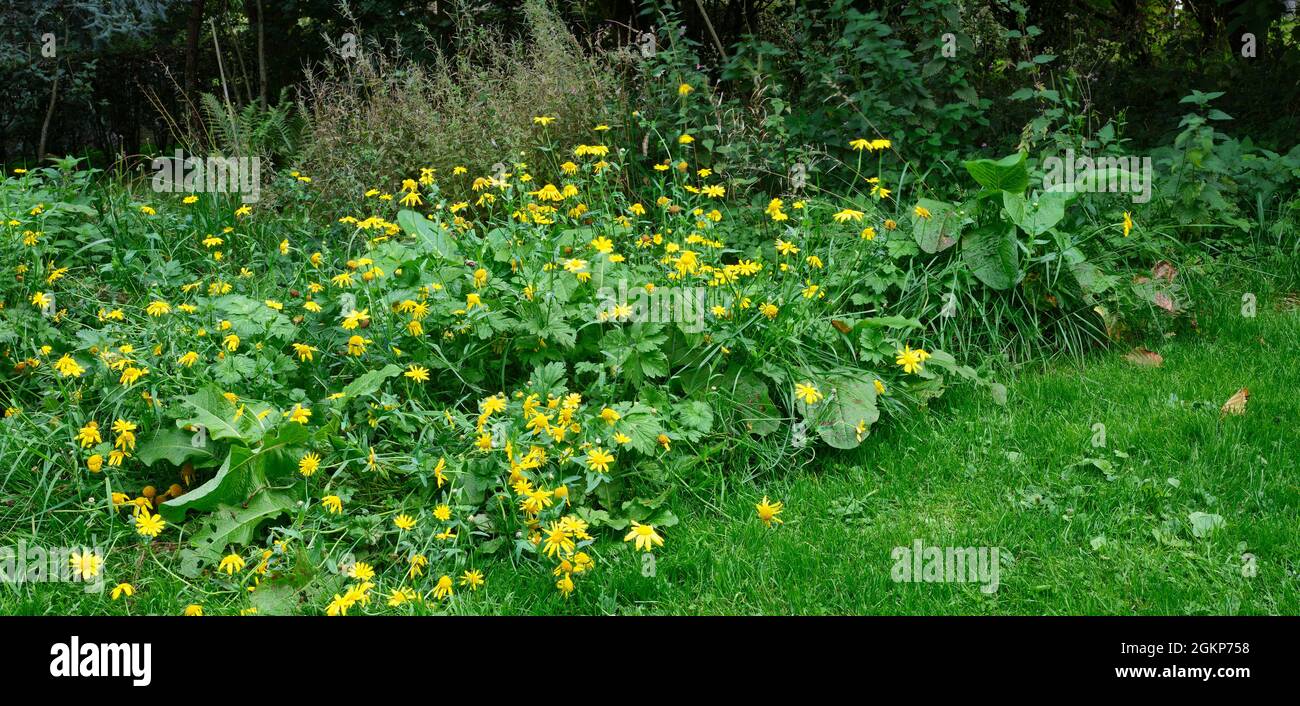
296, 0, 622, 210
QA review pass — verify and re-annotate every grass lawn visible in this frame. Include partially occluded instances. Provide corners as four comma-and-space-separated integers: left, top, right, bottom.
4, 274, 1297, 615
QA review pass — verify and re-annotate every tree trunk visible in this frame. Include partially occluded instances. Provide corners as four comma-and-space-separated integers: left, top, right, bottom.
184, 0, 207, 132
37, 70, 60, 162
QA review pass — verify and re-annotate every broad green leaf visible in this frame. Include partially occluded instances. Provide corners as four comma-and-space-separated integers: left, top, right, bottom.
397, 209, 462, 262
1188, 511, 1225, 538
962, 223, 1019, 290
137, 428, 220, 468
177, 384, 248, 443
911, 198, 967, 253
178, 490, 296, 574
1003, 190, 1068, 236
812, 374, 880, 450
341, 364, 402, 399
728, 372, 780, 437
963, 151, 1029, 193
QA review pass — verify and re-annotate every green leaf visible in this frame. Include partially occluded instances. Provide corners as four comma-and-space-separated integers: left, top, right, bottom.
1188, 511, 1225, 539
1003, 190, 1068, 236
397, 209, 462, 262
962, 223, 1019, 290
177, 384, 249, 443
342, 364, 402, 399
963, 152, 1029, 193
812, 374, 880, 450
727, 372, 781, 437
136, 428, 220, 468
178, 490, 296, 574
911, 198, 967, 253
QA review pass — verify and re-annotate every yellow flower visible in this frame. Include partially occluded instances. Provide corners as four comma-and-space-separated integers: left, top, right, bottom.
833, 208, 865, 223
755, 496, 784, 527
287, 405, 311, 424
404, 364, 429, 382
110, 583, 134, 600
623, 521, 664, 552
177, 351, 199, 367
183, 604, 203, 616
69, 551, 101, 580
913, 205, 932, 219
586, 447, 615, 474
850, 138, 871, 151
349, 562, 375, 580
53, 354, 84, 377
431, 575, 454, 600
1123, 211, 1133, 237
299, 452, 321, 477
433, 504, 452, 522
146, 300, 170, 316
678, 82, 693, 96
795, 382, 823, 405
322, 495, 343, 514
760, 302, 779, 319
76, 421, 102, 447
346, 335, 371, 356
874, 379, 886, 395
223, 333, 240, 351
678, 134, 695, 144
218, 553, 246, 574
895, 344, 928, 374
291, 343, 316, 361
87, 454, 103, 473
459, 569, 484, 590
394, 514, 417, 531
135, 510, 165, 538
31, 291, 52, 309
556, 573, 575, 597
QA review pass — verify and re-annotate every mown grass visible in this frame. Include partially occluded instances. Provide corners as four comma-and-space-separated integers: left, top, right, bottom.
3, 268, 1297, 615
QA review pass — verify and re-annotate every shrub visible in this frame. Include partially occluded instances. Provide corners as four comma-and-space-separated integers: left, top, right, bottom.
296, 0, 622, 210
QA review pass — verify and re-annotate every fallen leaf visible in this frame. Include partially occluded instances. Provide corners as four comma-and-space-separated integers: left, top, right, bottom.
830, 319, 852, 334
1151, 261, 1178, 282
1153, 291, 1177, 314
1220, 387, 1249, 416
1124, 347, 1163, 367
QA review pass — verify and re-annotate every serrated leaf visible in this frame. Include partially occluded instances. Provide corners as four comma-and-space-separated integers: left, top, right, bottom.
137, 428, 219, 468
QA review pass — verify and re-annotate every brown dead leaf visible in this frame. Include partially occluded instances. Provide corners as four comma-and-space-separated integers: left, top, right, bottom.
1124, 347, 1164, 367
1151, 261, 1178, 282
830, 319, 852, 334
1220, 388, 1249, 417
